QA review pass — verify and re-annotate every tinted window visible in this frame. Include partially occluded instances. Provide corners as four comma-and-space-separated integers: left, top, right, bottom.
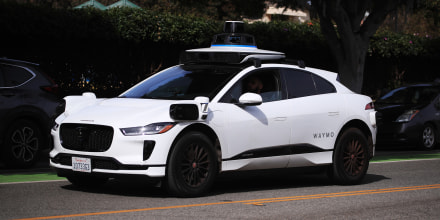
282, 69, 316, 98
379, 86, 440, 104
312, 74, 336, 94
282, 69, 335, 99
0, 64, 34, 87
220, 68, 285, 103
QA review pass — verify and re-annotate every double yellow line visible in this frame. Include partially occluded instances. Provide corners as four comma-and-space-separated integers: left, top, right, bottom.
242, 184, 440, 206
15, 184, 440, 220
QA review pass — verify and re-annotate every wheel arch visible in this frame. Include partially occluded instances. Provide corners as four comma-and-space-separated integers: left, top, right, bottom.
335, 119, 374, 160
0, 106, 52, 149
168, 123, 222, 172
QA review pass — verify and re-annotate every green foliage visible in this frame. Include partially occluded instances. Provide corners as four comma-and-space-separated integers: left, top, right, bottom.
247, 20, 324, 50
104, 7, 219, 45
369, 31, 427, 58
1, 2, 438, 97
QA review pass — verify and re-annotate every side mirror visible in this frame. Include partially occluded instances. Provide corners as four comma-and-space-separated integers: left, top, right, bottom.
238, 93, 262, 106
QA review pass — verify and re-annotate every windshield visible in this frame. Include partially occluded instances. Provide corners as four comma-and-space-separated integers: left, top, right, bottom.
120, 65, 242, 100
378, 86, 439, 105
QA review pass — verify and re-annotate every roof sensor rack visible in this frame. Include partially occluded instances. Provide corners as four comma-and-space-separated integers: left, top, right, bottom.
180, 21, 288, 66
211, 21, 256, 48
284, 59, 306, 68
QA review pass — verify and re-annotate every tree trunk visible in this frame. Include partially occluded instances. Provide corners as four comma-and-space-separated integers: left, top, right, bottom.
336, 38, 368, 93
311, 0, 402, 94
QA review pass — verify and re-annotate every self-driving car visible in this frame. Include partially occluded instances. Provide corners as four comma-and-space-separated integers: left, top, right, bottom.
50, 21, 377, 197
376, 83, 440, 149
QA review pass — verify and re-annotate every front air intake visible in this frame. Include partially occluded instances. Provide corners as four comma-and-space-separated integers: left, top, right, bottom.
60, 123, 114, 152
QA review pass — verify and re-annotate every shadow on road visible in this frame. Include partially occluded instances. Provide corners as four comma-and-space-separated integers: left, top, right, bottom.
58, 167, 389, 198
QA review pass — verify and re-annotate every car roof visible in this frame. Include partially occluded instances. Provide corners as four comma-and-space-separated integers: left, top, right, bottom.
0, 58, 40, 67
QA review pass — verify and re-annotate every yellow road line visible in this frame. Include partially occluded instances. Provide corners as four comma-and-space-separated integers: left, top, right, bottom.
14, 184, 440, 220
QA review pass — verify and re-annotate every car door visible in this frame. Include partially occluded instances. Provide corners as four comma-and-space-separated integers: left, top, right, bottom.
280, 68, 342, 154
213, 68, 291, 170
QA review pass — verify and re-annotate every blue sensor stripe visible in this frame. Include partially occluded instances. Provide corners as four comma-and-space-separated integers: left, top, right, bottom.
211, 44, 257, 48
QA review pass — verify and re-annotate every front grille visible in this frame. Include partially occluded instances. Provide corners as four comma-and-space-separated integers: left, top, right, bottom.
60, 123, 114, 152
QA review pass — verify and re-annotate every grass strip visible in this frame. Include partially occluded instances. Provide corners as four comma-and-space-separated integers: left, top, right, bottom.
0, 173, 65, 183
372, 153, 440, 162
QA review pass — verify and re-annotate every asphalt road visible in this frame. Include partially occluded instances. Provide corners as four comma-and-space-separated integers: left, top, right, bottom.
1, 155, 439, 220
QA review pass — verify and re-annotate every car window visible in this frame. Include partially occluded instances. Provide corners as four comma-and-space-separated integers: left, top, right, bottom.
312, 73, 336, 94
417, 87, 439, 104
219, 68, 285, 103
379, 86, 439, 105
0, 64, 35, 88
281, 69, 335, 99
120, 65, 241, 100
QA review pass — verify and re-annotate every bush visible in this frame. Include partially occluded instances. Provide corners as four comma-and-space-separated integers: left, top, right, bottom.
1, 2, 438, 97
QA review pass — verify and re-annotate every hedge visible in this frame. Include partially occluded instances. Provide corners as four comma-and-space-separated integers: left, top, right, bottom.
1, 2, 438, 97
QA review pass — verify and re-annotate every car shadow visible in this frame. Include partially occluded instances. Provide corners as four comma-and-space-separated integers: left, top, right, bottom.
60, 167, 389, 198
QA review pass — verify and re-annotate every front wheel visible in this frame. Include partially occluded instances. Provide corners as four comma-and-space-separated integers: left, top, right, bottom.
1, 119, 42, 168
166, 132, 218, 197
330, 128, 370, 185
421, 124, 437, 150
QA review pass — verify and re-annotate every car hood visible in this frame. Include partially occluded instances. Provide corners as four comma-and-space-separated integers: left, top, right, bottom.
61, 97, 177, 127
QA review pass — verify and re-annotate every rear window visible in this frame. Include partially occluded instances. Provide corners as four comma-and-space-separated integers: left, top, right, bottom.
0, 64, 35, 88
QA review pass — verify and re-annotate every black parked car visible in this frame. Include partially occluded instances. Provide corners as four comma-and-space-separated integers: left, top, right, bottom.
0, 58, 62, 168
375, 83, 440, 150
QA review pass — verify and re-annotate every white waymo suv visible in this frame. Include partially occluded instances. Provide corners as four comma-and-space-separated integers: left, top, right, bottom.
50, 21, 377, 197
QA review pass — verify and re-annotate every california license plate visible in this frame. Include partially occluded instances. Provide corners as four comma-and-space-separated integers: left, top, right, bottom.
72, 157, 91, 173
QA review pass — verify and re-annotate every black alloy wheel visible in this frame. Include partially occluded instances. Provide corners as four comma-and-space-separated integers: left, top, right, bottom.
166, 132, 218, 197
330, 127, 370, 185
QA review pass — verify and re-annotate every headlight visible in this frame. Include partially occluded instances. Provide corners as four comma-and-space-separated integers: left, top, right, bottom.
395, 110, 419, 122
120, 122, 176, 136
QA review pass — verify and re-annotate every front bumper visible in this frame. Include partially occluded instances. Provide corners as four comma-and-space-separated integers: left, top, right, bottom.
50, 154, 166, 177
49, 122, 189, 178
376, 121, 421, 146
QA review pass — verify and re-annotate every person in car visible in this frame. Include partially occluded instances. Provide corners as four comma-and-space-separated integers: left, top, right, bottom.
245, 75, 264, 94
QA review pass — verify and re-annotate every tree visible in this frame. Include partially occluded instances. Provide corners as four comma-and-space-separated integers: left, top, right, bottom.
276, 0, 413, 93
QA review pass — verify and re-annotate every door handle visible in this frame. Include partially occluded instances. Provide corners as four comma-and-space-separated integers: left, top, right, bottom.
328, 112, 339, 116
275, 117, 287, 121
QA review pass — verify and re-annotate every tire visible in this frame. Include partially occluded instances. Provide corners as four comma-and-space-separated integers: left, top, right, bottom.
166, 132, 218, 197
421, 124, 437, 150
67, 175, 108, 188
330, 127, 370, 185
1, 119, 42, 168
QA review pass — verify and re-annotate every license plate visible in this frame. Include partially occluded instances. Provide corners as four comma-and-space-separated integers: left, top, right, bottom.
72, 157, 91, 173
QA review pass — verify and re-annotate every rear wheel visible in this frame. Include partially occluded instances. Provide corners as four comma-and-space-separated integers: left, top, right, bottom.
166, 132, 218, 197
421, 124, 437, 150
1, 119, 42, 168
330, 127, 370, 185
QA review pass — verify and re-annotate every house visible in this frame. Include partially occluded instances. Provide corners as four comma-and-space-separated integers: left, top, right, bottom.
74, 0, 141, 10
246, 4, 310, 23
